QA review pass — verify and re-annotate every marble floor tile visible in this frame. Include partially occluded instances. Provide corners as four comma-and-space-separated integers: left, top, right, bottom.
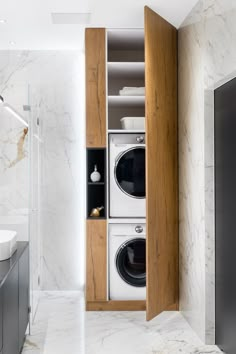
22, 291, 222, 354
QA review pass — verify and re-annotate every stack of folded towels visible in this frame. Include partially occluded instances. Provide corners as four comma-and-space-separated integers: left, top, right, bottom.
119, 87, 145, 96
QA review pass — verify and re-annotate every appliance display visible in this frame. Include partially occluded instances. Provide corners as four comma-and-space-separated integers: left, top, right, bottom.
109, 223, 146, 300
109, 133, 146, 217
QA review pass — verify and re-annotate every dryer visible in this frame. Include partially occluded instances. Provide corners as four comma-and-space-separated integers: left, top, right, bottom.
109, 223, 146, 300
109, 133, 146, 218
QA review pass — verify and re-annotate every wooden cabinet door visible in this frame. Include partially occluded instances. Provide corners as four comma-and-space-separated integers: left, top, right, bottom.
145, 6, 178, 321
86, 220, 107, 302
85, 28, 106, 147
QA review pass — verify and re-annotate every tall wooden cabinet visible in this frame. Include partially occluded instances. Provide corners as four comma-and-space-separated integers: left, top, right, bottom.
85, 6, 178, 320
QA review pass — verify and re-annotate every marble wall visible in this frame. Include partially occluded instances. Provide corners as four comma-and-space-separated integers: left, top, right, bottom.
179, 0, 236, 344
0, 51, 85, 293
0, 82, 30, 241
178, 3, 206, 342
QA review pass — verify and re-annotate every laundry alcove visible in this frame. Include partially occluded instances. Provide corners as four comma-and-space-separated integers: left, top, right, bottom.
85, 6, 178, 321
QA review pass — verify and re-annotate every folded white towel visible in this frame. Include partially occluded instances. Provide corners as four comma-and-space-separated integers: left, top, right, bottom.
121, 87, 145, 91
119, 87, 145, 96
119, 90, 144, 96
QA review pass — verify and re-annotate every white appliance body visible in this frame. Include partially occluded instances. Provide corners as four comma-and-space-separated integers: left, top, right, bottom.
109, 223, 146, 300
109, 133, 146, 218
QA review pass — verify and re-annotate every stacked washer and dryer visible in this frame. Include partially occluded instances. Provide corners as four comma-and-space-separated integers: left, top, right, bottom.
109, 133, 146, 300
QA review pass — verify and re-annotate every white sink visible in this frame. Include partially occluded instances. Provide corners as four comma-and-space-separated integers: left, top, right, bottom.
0, 230, 17, 261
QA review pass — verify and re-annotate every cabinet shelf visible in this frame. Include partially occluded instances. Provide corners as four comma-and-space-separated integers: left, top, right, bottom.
108, 95, 145, 107
107, 62, 145, 77
108, 129, 145, 134
107, 34, 145, 129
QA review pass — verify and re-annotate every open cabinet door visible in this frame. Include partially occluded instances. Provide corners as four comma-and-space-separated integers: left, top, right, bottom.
145, 6, 178, 321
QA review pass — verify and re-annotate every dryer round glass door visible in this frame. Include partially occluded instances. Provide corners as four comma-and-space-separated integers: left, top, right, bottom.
115, 147, 145, 198
116, 238, 146, 287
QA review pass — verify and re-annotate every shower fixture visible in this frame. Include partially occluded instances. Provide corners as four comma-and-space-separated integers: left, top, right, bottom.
0, 95, 29, 127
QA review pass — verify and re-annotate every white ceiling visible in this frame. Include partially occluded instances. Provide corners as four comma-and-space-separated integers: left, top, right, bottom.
0, 0, 199, 50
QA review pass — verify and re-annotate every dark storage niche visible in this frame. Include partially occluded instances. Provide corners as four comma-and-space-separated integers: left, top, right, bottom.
87, 149, 105, 183
87, 148, 106, 219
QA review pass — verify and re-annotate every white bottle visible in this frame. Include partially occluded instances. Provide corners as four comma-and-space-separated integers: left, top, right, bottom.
90, 165, 101, 182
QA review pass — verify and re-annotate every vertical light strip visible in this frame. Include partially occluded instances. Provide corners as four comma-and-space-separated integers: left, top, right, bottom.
77, 51, 86, 289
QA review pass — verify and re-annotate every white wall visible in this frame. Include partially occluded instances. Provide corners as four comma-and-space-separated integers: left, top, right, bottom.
0, 50, 85, 291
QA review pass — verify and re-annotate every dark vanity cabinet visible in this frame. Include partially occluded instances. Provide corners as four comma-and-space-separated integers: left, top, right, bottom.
0, 289, 2, 354
3, 264, 19, 354
0, 242, 29, 354
18, 246, 29, 352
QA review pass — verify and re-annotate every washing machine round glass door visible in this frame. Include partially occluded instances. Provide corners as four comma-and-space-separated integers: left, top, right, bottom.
116, 238, 146, 287
115, 147, 145, 198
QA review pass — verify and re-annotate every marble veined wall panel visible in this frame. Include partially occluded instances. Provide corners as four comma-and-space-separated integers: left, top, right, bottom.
179, 0, 236, 344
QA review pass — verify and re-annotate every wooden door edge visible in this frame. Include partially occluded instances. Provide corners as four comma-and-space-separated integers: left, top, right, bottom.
86, 301, 178, 312
146, 302, 179, 321
86, 300, 146, 311
144, 6, 177, 29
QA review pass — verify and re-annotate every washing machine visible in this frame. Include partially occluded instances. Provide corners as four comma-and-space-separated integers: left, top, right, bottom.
109, 133, 146, 218
109, 223, 146, 300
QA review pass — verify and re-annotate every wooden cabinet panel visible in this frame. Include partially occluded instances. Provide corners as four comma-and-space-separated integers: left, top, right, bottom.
87, 300, 146, 311
86, 220, 107, 302
86, 28, 106, 147
145, 6, 179, 320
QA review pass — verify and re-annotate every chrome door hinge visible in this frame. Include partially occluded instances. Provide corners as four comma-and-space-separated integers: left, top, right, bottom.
23, 105, 31, 111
